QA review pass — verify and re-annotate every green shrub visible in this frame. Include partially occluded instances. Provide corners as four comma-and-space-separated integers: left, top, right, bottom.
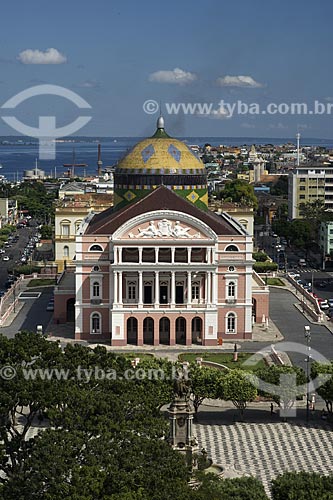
253, 262, 278, 273
253, 252, 269, 262
12, 265, 41, 276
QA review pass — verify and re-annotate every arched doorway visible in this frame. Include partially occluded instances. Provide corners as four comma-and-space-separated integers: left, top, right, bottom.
143, 317, 154, 345
176, 317, 186, 345
66, 298, 75, 322
252, 298, 257, 323
159, 317, 170, 345
127, 317, 138, 345
192, 317, 203, 344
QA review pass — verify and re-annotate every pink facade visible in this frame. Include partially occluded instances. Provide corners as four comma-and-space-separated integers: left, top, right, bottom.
54, 186, 269, 345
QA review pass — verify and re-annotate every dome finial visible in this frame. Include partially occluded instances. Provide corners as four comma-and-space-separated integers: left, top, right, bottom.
157, 115, 165, 130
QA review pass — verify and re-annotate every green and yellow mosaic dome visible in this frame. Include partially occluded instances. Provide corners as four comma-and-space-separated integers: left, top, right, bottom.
113, 117, 208, 210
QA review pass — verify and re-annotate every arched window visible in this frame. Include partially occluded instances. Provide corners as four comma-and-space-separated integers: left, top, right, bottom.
93, 265, 100, 272
226, 313, 236, 334
92, 282, 100, 297
60, 220, 70, 237
228, 281, 235, 298
89, 244, 103, 252
225, 244, 239, 252
63, 245, 69, 258
91, 313, 101, 334
74, 220, 82, 233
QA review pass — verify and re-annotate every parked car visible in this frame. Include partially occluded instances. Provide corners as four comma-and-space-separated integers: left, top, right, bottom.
319, 300, 330, 310
3, 256, 10, 261
288, 272, 300, 279
46, 302, 54, 312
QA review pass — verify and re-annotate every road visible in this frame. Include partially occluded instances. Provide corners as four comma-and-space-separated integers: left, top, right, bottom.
0, 287, 54, 338
267, 287, 333, 368
0, 225, 36, 290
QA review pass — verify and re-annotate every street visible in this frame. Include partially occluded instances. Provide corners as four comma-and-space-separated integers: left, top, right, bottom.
0, 225, 36, 290
0, 287, 54, 338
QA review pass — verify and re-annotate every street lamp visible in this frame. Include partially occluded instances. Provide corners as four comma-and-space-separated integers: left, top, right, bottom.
304, 325, 311, 422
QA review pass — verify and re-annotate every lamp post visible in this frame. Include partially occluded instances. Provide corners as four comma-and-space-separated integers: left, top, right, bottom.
304, 325, 311, 422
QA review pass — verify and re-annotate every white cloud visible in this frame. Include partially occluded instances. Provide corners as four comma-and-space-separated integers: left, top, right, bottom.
17, 48, 67, 65
149, 68, 197, 85
216, 75, 263, 88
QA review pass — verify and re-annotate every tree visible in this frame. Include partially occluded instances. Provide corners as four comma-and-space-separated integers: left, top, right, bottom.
194, 475, 269, 500
311, 362, 333, 414
1, 429, 192, 500
255, 365, 306, 415
218, 180, 258, 209
271, 471, 333, 500
221, 370, 257, 418
189, 365, 224, 413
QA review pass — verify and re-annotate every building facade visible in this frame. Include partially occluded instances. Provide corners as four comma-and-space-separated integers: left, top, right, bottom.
54, 192, 113, 271
288, 166, 332, 219
54, 118, 269, 345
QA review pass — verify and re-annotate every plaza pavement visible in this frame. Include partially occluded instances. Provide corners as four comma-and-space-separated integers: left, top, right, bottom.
194, 404, 333, 496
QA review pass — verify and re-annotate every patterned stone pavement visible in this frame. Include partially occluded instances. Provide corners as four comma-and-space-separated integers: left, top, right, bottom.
194, 411, 333, 495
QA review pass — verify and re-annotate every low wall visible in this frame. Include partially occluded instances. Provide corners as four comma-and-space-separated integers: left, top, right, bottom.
286, 276, 323, 322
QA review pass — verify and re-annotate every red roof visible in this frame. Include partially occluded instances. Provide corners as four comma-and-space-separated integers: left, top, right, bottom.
86, 186, 241, 236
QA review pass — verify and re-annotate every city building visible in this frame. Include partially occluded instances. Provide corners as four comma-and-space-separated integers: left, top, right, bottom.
0, 198, 18, 226
319, 221, 333, 267
288, 165, 329, 218
54, 118, 269, 345
208, 201, 254, 237
54, 192, 113, 271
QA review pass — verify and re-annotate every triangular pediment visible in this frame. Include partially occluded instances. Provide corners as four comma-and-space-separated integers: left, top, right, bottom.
85, 186, 242, 236
113, 211, 216, 241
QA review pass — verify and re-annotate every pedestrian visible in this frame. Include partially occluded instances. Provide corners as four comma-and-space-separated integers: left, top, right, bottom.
270, 403, 274, 415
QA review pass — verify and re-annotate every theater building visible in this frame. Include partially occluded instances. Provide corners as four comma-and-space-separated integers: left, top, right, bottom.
54, 117, 269, 345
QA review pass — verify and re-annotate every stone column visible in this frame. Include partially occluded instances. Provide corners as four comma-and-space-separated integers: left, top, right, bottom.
154, 271, 159, 307
139, 247, 143, 264
170, 316, 176, 345
171, 271, 175, 306
118, 271, 123, 305
185, 316, 192, 346
138, 271, 143, 307
187, 271, 191, 305
171, 247, 175, 264
155, 247, 159, 263
113, 270, 118, 305
187, 247, 191, 263
137, 318, 143, 346
212, 271, 217, 305
207, 272, 211, 305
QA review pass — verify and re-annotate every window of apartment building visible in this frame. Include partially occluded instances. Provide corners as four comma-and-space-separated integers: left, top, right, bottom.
299, 186, 305, 191
299, 195, 305, 199
300, 178, 306, 182
191, 283, 200, 300
330, 239, 333, 244
63, 246, 69, 258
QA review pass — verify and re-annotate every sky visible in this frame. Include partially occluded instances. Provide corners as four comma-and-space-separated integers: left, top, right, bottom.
0, 0, 333, 138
